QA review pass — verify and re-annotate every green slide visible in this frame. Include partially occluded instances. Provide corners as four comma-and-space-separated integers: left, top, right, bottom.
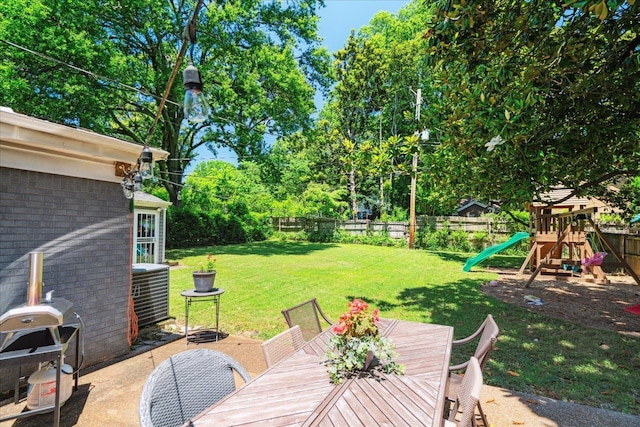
462, 231, 530, 272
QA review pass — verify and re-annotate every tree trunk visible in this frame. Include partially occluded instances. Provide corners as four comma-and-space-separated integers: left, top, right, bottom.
379, 175, 385, 218
349, 167, 357, 219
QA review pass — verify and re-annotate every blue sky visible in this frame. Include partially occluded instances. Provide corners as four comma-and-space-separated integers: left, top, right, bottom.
313, 1, 409, 109
187, 0, 409, 169
318, 1, 408, 53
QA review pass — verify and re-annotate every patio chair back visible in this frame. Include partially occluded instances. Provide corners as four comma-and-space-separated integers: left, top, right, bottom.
449, 314, 500, 373
261, 325, 305, 367
139, 349, 251, 427
446, 314, 498, 427
446, 356, 483, 427
474, 314, 499, 370
281, 298, 333, 341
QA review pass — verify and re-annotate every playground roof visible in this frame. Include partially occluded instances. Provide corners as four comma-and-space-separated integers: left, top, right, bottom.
532, 187, 620, 215
533, 187, 593, 207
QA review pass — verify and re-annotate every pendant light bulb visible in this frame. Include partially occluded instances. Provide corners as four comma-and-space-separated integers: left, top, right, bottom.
139, 146, 153, 180
183, 64, 209, 123
133, 173, 143, 192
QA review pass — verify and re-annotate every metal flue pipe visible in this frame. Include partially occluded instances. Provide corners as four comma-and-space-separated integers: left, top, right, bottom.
26, 252, 44, 306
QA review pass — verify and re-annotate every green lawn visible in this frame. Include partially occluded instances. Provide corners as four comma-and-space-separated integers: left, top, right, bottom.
166, 241, 640, 415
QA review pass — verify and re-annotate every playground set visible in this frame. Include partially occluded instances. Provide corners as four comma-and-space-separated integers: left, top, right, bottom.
463, 203, 640, 289
517, 205, 639, 287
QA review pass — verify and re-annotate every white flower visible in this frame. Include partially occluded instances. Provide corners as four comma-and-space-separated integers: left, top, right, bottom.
484, 135, 505, 152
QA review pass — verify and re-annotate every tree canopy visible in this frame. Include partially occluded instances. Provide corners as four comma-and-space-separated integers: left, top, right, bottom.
0, 0, 331, 206
424, 0, 639, 212
2, 0, 638, 219
295, 4, 442, 219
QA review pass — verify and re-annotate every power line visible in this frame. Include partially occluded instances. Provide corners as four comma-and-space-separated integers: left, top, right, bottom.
1, 38, 312, 140
2, 36, 381, 178
0, 38, 182, 108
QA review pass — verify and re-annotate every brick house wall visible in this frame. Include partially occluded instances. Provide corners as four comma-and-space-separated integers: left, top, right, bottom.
0, 167, 133, 390
0, 108, 169, 395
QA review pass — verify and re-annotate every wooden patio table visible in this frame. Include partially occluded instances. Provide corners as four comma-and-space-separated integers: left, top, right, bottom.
186, 318, 453, 427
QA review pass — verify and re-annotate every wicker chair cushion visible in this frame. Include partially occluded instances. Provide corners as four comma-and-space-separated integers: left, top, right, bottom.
139, 349, 250, 427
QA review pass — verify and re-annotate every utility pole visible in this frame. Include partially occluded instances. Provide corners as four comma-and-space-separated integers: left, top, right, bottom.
379, 117, 385, 218
409, 151, 418, 249
409, 89, 421, 249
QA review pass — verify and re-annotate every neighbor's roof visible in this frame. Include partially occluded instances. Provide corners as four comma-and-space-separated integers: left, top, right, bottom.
457, 199, 488, 211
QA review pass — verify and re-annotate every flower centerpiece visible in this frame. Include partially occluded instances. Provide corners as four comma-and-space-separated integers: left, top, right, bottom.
323, 299, 404, 384
192, 254, 217, 292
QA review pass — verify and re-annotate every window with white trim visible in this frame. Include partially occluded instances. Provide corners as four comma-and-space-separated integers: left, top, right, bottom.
134, 211, 159, 263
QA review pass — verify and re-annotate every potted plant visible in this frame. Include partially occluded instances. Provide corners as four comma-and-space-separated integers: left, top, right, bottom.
323, 299, 404, 384
192, 254, 217, 292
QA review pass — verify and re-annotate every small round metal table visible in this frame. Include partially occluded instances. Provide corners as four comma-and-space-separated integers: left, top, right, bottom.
180, 288, 224, 344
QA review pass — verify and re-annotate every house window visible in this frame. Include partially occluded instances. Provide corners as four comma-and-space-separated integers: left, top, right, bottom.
134, 211, 159, 263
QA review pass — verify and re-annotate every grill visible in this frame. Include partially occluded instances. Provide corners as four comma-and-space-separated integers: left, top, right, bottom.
0, 299, 71, 343
0, 252, 82, 427
0, 297, 77, 354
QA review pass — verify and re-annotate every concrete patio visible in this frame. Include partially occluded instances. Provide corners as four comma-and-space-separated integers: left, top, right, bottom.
1, 331, 638, 427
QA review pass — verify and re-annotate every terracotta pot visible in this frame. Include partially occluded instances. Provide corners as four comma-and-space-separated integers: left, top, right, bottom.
192, 271, 217, 292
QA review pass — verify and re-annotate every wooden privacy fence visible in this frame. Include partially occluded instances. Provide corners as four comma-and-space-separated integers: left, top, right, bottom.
271, 216, 513, 238
601, 231, 640, 276
271, 217, 640, 276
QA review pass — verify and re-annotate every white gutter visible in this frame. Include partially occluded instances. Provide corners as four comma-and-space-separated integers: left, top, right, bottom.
0, 108, 169, 183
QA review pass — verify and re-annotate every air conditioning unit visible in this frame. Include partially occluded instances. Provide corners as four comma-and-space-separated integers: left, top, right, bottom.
132, 264, 170, 327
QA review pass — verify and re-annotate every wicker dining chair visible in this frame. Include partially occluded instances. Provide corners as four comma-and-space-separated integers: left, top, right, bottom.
446, 314, 499, 427
261, 325, 306, 367
449, 314, 499, 372
139, 349, 251, 427
444, 356, 483, 427
281, 298, 333, 341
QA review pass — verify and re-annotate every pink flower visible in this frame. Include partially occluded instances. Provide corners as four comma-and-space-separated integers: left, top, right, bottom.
334, 299, 380, 339
201, 254, 217, 272
333, 324, 346, 334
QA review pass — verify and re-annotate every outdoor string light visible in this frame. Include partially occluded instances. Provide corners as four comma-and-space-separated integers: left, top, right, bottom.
121, 0, 206, 198
138, 146, 154, 179
182, 21, 210, 123
121, 146, 154, 199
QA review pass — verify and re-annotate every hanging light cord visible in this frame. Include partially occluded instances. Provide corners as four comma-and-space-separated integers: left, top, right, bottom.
0, 38, 184, 108
144, 0, 205, 146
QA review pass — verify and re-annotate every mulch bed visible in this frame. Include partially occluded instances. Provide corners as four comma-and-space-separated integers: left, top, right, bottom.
479, 268, 640, 337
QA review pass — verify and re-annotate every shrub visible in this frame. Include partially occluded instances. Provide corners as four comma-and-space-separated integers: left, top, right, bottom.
166, 208, 204, 248
598, 213, 624, 224
471, 231, 491, 251
449, 229, 471, 252
333, 230, 362, 244
240, 212, 272, 242
166, 206, 271, 248
271, 231, 288, 242
381, 207, 408, 222
485, 211, 529, 234
306, 228, 334, 242
421, 227, 450, 250
500, 238, 529, 256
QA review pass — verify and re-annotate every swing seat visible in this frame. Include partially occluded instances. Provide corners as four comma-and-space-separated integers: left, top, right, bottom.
581, 252, 607, 268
